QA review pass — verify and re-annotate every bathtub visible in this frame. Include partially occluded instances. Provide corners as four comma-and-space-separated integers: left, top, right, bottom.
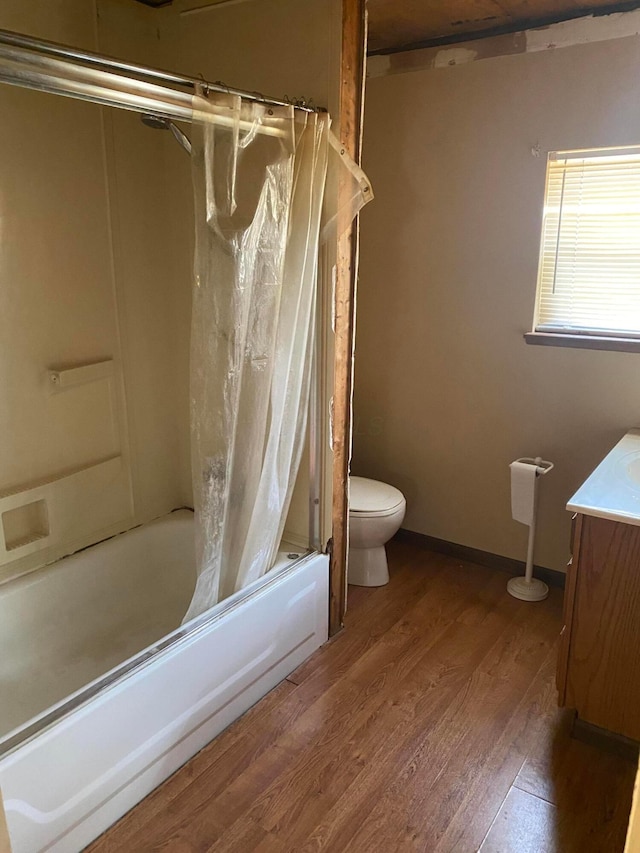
0, 510, 329, 853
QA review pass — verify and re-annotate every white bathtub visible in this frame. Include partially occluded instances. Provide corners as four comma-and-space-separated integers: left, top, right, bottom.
0, 510, 328, 853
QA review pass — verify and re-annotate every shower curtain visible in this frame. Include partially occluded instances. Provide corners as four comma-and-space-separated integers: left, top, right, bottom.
185, 91, 370, 622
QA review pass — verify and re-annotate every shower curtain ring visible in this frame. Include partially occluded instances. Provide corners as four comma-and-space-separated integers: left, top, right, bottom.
196, 73, 209, 97
285, 95, 313, 109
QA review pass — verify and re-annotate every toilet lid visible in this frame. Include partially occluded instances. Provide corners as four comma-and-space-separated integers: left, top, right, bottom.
350, 477, 405, 515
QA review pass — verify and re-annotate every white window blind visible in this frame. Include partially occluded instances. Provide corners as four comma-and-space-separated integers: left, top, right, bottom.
534, 146, 640, 338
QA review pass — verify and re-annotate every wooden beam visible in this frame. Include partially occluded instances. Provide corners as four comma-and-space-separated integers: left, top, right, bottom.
625, 761, 640, 852
0, 790, 11, 853
329, 0, 367, 637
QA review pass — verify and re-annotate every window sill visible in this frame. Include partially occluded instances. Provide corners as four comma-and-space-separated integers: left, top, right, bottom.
524, 332, 640, 353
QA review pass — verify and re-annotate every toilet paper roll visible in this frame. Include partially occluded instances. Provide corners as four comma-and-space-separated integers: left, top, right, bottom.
510, 461, 538, 525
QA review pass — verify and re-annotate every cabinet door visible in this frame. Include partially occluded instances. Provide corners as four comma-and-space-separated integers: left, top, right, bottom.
557, 514, 582, 705
566, 515, 640, 740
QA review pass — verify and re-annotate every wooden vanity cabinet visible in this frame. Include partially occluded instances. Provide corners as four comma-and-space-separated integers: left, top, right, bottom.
557, 513, 640, 741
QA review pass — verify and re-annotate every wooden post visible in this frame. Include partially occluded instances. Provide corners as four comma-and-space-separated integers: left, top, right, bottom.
625, 763, 640, 852
329, 0, 367, 636
0, 790, 11, 853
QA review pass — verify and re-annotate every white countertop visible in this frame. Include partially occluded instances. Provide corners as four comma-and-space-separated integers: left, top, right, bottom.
567, 429, 640, 526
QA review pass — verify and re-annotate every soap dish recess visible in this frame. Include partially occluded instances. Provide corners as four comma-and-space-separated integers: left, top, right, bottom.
2, 500, 50, 552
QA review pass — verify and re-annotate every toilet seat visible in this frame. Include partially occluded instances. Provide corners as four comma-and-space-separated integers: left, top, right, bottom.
350, 476, 405, 518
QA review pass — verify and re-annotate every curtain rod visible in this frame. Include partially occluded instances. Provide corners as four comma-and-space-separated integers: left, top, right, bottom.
0, 27, 319, 113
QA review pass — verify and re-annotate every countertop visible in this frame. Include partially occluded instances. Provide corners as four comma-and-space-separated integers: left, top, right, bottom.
567, 429, 640, 526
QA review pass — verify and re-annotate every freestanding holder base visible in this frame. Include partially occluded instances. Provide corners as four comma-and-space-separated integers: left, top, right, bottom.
508, 456, 554, 603
507, 575, 549, 602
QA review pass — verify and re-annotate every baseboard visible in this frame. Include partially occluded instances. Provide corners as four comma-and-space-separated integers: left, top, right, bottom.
572, 715, 639, 762
394, 528, 566, 590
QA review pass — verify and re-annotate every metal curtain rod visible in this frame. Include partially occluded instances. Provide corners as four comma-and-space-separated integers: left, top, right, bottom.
0, 27, 319, 113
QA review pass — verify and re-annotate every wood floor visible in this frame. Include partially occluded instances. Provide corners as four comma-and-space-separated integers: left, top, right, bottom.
88, 540, 636, 852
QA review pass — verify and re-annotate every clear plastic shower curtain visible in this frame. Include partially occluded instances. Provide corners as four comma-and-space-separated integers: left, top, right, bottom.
185, 91, 371, 622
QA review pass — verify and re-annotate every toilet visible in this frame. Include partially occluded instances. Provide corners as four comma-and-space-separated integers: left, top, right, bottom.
348, 476, 406, 586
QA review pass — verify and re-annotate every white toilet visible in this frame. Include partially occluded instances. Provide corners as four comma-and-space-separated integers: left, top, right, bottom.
348, 476, 406, 587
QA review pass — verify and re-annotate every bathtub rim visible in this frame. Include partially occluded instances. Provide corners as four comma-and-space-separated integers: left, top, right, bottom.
0, 542, 319, 761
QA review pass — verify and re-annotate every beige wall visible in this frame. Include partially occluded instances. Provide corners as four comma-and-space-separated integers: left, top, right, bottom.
354, 31, 640, 572
0, 0, 98, 47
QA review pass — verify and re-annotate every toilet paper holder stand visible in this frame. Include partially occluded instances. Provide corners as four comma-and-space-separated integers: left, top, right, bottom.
508, 456, 554, 602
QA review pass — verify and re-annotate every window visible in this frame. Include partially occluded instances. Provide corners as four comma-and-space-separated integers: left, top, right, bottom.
528, 146, 640, 350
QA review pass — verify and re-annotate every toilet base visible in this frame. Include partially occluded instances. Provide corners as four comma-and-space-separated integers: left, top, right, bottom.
348, 545, 389, 587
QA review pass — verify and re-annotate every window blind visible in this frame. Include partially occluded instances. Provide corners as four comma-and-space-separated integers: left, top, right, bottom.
534, 146, 640, 338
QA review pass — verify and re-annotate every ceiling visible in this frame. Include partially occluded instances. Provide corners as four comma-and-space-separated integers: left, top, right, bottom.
367, 0, 640, 53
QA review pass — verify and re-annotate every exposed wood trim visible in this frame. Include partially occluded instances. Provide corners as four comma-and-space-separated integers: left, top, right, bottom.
395, 528, 566, 589
525, 332, 640, 353
329, 0, 367, 637
368, 0, 640, 56
0, 789, 11, 853
625, 760, 640, 853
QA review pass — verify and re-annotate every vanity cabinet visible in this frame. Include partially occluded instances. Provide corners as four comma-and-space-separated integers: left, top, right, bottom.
557, 512, 640, 741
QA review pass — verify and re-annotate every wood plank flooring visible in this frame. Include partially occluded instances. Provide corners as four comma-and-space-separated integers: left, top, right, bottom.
87, 540, 636, 852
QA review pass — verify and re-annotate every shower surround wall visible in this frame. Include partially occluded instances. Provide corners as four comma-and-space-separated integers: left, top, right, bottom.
0, 105, 124, 573
0, 1, 193, 583
0, 0, 342, 579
